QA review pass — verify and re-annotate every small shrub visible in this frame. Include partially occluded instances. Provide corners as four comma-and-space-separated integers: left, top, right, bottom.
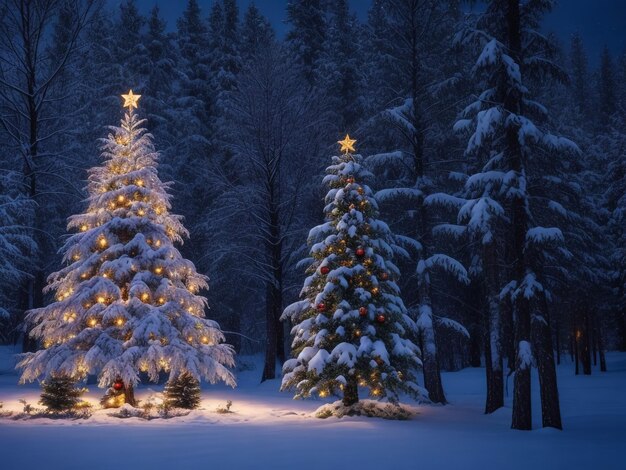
216, 400, 233, 414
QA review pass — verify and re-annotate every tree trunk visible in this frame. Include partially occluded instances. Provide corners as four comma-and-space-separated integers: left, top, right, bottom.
484, 243, 503, 413
534, 295, 562, 429
417, 263, 446, 404
342, 376, 358, 406
555, 313, 561, 365
124, 385, 137, 407
596, 317, 607, 372
261, 283, 277, 382
574, 329, 579, 375
485, 294, 504, 413
580, 309, 592, 375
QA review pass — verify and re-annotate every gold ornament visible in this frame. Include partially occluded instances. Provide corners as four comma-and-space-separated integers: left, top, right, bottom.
337, 134, 356, 154
121, 89, 141, 109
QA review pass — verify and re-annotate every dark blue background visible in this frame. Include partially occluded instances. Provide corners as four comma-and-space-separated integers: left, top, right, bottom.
111, 0, 626, 64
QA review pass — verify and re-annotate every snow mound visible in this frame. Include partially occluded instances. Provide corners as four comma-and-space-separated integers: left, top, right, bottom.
108, 403, 190, 420
314, 400, 417, 420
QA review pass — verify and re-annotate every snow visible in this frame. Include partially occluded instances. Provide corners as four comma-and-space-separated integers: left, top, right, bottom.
0, 346, 625, 469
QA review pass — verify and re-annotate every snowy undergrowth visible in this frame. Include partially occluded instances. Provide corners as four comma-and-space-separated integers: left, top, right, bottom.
0, 347, 625, 469
315, 399, 416, 420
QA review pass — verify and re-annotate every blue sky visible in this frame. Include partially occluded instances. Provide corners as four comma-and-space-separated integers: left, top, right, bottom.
118, 0, 626, 65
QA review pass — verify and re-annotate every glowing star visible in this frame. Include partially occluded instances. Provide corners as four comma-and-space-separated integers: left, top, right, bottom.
121, 90, 141, 109
337, 134, 356, 154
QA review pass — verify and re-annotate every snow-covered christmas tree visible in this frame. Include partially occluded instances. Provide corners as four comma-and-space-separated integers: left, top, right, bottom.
18, 91, 236, 405
281, 135, 422, 406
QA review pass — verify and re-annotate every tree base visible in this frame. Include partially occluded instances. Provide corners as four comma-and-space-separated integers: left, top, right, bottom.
315, 400, 416, 420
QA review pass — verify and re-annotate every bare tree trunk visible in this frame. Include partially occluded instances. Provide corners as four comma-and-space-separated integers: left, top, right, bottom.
262, 282, 277, 382
124, 385, 137, 407
555, 313, 561, 365
342, 376, 358, 406
574, 329, 579, 375
581, 308, 592, 375
534, 295, 562, 429
596, 316, 607, 372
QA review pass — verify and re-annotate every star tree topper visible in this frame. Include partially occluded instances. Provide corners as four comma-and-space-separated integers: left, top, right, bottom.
122, 89, 141, 109
338, 134, 356, 154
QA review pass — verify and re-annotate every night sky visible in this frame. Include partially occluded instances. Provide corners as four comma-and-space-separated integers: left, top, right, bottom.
114, 0, 626, 65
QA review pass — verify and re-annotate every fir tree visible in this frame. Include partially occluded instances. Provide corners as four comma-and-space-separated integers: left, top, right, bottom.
282, 136, 422, 406
18, 92, 236, 406
164, 372, 201, 409
598, 46, 617, 128
240, 2, 274, 64
40, 375, 85, 413
286, 0, 327, 84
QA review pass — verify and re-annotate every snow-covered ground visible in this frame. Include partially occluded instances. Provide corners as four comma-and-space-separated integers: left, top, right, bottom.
0, 345, 623, 470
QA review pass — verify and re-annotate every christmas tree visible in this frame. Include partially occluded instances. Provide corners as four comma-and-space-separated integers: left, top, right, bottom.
281, 135, 422, 406
19, 91, 236, 406
39, 375, 85, 413
164, 372, 201, 409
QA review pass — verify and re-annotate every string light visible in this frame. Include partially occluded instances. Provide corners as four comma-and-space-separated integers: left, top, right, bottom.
116, 318, 125, 326
154, 266, 163, 275
97, 296, 106, 304
98, 237, 108, 248
141, 292, 149, 302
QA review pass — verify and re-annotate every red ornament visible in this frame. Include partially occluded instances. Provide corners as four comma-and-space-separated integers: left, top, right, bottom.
112, 380, 124, 391
380, 272, 389, 281
376, 314, 386, 324
359, 306, 367, 317
317, 302, 327, 312
320, 266, 330, 275
346, 177, 355, 184
355, 247, 365, 257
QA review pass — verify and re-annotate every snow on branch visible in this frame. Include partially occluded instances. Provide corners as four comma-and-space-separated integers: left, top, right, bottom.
525, 227, 564, 246
424, 193, 465, 209
422, 254, 470, 285
435, 316, 470, 338
365, 151, 405, 170
375, 188, 423, 204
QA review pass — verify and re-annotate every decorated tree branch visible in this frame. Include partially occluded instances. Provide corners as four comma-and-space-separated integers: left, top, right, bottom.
281, 135, 422, 407
18, 91, 236, 406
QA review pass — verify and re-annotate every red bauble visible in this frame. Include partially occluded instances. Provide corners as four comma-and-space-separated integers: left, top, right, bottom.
320, 266, 330, 275
317, 302, 327, 312
355, 247, 365, 257
359, 306, 367, 316
375, 314, 386, 324
112, 380, 124, 391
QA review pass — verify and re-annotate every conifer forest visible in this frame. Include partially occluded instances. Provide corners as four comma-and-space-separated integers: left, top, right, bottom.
0, 1, 624, 469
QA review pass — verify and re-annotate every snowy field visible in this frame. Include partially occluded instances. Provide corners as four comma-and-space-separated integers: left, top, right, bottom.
0, 345, 624, 470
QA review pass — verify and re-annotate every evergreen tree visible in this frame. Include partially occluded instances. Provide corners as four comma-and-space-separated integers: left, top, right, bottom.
282, 136, 422, 406
18, 92, 236, 406
240, 2, 274, 63
172, 0, 217, 273
364, 0, 462, 405
39, 375, 85, 413
570, 33, 589, 119
598, 46, 617, 128
286, 0, 327, 84
454, 0, 576, 430
164, 372, 201, 409
320, 0, 363, 132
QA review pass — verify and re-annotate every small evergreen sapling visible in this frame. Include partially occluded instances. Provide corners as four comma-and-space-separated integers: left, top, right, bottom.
39, 375, 85, 413
164, 372, 201, 409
